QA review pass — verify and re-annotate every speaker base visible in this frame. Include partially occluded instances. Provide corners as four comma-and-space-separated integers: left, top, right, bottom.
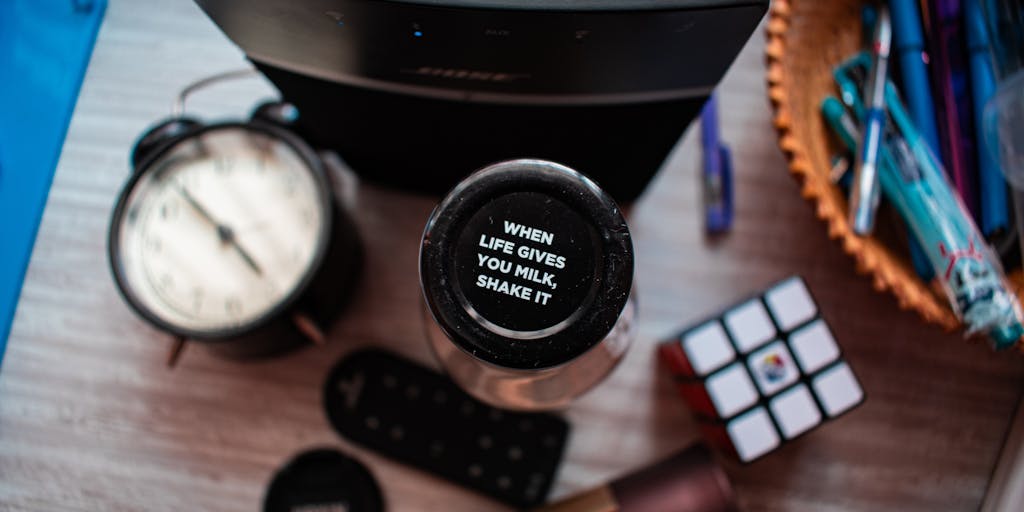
255, 61, 704, 202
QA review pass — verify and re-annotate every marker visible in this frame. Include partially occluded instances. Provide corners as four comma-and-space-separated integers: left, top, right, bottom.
700, 93, 733, 234
889, 0, 942, 157
925, 0, 979, 217
850, 5, 891, 235
885, 81, 1022, 348
965, 0, 1009, 237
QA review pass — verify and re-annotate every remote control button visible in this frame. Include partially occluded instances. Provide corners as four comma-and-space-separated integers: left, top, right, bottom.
430, 441, 444, 457
508, 446, 523, 461
390, 426, 405, 441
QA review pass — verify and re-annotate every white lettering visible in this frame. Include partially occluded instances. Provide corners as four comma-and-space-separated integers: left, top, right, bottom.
479, 235, 515, 254
516, 245, 563, 269
503, 221, 554, 245
475, 273, 533, 301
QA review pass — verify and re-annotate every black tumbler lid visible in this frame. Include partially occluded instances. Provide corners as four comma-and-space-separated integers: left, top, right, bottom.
420, 159, 633, 370
263, 448, 383, 512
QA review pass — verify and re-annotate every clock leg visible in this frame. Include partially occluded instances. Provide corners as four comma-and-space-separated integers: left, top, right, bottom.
166, 336, 188, 368
292, 312, 325, 346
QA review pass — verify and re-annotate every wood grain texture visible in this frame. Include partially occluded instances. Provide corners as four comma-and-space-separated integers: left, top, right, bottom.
1, 1, 1022, 511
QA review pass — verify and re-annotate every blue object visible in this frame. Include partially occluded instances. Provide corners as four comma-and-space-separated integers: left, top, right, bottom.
823, 83, 1024, 349
980, 0, 1024, 79
966, 0, 1010, 237
889, 0, 949, 277
862, 4, 878, 40
850, 6, 892, 235
0, 0, 106, 366
884, 81, 1023, 347
890, 0, 944, 160
835, 51, 936, 281
700, 93, 733, 234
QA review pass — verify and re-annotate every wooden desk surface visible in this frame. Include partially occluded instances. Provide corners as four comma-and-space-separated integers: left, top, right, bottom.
2, 2, 1023, 511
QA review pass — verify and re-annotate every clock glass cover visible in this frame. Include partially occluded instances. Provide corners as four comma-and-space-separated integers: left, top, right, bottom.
110, 125, 330, 337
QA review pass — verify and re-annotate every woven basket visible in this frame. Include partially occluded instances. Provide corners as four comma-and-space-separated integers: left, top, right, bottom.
765, 0, 1024, 344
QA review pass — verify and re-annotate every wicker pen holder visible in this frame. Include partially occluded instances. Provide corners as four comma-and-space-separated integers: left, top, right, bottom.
764, 0, 1024, 349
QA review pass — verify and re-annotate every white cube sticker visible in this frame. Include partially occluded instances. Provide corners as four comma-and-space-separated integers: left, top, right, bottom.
746, 341, 800, 397
769, 384, 822, 439
765, 277, 817, 331
683, 321, 736, 376
727, 407, 781, 462
724, 300, 776, 353
812, 362, 863, 417
789, 320, 840, 374
705, 362, 759, 418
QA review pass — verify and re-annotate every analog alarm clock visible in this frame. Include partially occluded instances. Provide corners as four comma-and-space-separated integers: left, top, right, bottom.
109, 110, 361, 364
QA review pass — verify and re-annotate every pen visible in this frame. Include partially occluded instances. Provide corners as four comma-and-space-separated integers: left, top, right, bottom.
850, 5, 891, 235
925, 0, 979, 217
700, 92, 733, 234
965, 0, 1010, 237
889, 0, 942, 157
835, 52, 936, 281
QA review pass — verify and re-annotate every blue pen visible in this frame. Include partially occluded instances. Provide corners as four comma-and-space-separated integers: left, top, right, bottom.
850, 5, 892, 235
965, 0, 1010, 237
889, 0, 943, 157
700, 92, 733, 234
835, 52, 936, 281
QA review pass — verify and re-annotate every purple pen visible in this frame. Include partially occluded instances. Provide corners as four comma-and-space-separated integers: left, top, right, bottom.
700, 92, 733, 234
850, 5, 891, 235
926, 0, 979, 217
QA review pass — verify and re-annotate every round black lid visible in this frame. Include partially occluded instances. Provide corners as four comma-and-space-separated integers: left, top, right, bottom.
420, 159, 634, 370
263, 448, 383, 512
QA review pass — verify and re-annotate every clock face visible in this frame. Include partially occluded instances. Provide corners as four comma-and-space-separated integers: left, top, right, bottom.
111, 125, 329, 336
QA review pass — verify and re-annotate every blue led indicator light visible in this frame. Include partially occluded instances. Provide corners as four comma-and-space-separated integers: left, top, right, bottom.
414, 30, 423, 37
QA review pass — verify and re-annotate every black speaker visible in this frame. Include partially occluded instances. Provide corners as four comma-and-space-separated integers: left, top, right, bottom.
195, 0, 768, 201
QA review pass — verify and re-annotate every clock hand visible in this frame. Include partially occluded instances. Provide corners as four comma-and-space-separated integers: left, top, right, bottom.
176, 185, 263, 275
219, 225, 264, 276
175, 184, 220, 228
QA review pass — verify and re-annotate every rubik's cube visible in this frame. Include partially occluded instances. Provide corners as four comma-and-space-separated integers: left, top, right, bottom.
659, 276, 864, 463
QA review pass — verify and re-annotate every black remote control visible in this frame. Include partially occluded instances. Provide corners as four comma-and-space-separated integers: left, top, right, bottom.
323, 349, 570, 509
